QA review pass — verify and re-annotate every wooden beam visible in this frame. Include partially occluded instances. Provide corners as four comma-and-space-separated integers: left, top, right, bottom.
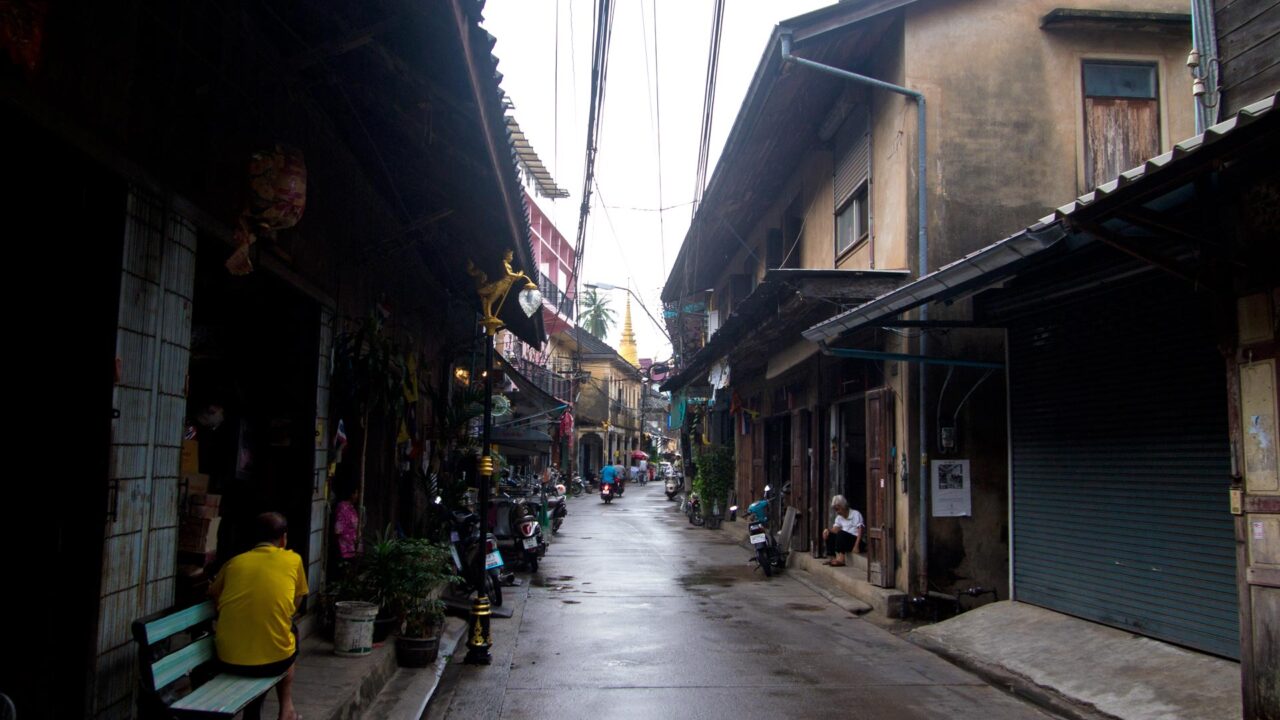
1113, 206, 1211, 245
1069, 218, 1212, 291
286, 16, 401, 70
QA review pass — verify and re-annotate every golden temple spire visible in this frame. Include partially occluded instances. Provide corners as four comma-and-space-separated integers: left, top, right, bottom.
619, 295, 639, 367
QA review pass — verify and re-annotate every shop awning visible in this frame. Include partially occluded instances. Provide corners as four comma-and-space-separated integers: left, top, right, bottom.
491, 427, 553, 454
662, 268, 906, 392
496, 353, 564, 412
803, 92, 1279, 343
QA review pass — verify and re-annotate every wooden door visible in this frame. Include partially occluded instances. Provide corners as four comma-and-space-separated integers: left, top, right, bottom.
792, 409, 810, 551
865, 387, 895, 587
1233, 290, 1280, 718
751, 420, 765, 504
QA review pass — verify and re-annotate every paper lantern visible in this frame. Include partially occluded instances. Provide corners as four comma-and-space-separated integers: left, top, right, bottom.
226, 144, 307, 275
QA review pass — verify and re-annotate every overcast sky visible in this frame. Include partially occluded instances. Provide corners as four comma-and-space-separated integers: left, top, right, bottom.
482, 0, 830, 362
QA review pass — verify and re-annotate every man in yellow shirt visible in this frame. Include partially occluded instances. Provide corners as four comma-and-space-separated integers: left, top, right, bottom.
210, 512, 308, 720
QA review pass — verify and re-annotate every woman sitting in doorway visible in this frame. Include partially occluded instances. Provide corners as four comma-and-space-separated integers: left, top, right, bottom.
822, 494, 864, 567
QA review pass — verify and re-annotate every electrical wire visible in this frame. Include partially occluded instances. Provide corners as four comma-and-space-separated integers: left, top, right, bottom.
651, 0, 668, 277
692, 0, 726, 219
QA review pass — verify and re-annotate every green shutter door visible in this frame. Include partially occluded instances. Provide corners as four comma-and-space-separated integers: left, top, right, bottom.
1009, 278, 1238, 658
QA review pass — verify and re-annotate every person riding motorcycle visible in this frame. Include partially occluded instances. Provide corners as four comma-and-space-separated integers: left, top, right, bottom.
600, 463, 618, 492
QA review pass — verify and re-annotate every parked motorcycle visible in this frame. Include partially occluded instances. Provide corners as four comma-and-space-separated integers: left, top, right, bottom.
664, 473, 679, 501
439, 504, 504, 606
511, 499, 545, 572
735, 484, 787, 577
686, 492, 704, 526
566, 474, 586, 497
548, 493, 567, 533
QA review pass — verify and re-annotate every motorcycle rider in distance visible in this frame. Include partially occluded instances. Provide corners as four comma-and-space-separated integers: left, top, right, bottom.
600, 462, 618, 493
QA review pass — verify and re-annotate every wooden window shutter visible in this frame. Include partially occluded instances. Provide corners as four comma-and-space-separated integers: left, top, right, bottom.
1082, 63, 1159, 192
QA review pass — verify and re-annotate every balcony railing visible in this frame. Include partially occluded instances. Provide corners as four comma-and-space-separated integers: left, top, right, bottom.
538, 273, 575, 320
512, 357, 572, 404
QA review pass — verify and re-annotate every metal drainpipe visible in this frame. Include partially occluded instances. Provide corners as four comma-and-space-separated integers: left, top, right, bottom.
781, 32, 932, 594
1189, 0, 1220, 132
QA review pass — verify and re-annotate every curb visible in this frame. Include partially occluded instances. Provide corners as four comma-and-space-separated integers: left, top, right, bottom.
907, 631, 1119, 720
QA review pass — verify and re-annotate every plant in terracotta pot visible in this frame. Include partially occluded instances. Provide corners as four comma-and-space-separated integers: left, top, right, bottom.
380, 537, 456, 667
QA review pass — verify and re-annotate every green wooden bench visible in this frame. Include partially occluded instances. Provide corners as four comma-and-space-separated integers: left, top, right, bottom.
132, 600, 284, 719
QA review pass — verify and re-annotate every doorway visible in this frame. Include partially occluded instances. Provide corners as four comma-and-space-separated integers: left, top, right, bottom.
183, 244, 319, 592
838, 400, 868, 521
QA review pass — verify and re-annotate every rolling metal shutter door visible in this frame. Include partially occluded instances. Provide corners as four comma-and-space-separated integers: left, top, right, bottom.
834, 108, 870, 208
1009, 278, 1238, 658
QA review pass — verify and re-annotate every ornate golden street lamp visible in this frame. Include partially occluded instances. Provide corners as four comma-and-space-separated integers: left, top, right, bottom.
464, 251, 541, 665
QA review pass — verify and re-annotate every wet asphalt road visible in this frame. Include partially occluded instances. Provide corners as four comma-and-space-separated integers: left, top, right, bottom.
428, 482, 1054, 720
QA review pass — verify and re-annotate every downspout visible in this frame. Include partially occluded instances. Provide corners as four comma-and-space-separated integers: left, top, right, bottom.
1188, 0, 1220, 132
781, 32, 932, 595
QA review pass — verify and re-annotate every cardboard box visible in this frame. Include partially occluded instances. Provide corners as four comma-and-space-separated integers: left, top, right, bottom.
188, 492, 221, 508
178, 517, 220, 553
183, 473, 209, 496
181, 440, 200, 475
188, 504, 220, 519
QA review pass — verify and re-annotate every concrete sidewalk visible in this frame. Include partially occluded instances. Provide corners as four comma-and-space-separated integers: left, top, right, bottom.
909, 602, 1241, 720
711, 518, 1242, 720
259, 617, 467, 720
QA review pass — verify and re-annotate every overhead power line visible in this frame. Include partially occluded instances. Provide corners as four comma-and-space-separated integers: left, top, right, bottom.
692, 0, 726, 219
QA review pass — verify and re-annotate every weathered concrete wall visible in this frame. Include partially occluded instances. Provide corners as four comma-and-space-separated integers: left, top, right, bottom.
888, 0, 1194, 598
906, 0, 1194, 275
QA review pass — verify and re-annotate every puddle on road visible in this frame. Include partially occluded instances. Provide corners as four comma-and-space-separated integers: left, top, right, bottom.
785, 603, 824, 612
562, 600, 581, 604
677, 565, 757, 588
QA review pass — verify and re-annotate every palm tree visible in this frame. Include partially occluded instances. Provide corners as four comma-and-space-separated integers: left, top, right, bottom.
581, 288, 616, 340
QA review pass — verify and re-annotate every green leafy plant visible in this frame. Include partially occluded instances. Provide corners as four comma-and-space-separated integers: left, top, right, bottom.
693, 446, 734, 510
385, 538, 456, 637
346, 528, 456, 637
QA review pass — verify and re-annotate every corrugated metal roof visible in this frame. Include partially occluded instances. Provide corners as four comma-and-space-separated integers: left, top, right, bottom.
506, 116, 569, 199
803, 92, 1278, 342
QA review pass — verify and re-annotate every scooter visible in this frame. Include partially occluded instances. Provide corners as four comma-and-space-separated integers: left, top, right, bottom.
686, 492, 704, 526
439, 503, 504, 606
600, 481, 617, 504
734, 483, 788, 577
664, 473, 679, 501
512, 500, 545, 572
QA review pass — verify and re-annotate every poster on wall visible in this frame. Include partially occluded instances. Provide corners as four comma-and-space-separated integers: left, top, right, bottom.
931, 459, 971, 517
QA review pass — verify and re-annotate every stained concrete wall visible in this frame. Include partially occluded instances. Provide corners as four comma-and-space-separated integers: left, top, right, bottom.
697, 0, 1196, 600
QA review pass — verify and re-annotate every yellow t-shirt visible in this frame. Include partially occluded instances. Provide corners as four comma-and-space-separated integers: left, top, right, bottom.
211, 545, 308, 666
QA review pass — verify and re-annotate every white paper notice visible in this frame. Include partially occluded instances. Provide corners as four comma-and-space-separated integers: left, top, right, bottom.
1254, 521, 1266, 541
932, 459, 972, 517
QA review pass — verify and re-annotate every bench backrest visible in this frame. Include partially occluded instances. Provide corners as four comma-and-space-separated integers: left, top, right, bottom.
132, 600, 218, 693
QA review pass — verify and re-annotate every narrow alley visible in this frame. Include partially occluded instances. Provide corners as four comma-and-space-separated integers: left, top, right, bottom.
429, 483, 1054, 720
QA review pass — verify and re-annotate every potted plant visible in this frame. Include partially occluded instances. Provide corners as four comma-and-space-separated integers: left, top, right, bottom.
378, 537, 456, 667
353, 529, 403, 643
694, 446, 734, 529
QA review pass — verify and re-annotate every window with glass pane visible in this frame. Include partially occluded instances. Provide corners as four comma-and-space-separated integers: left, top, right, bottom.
836, 185, 869, 256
